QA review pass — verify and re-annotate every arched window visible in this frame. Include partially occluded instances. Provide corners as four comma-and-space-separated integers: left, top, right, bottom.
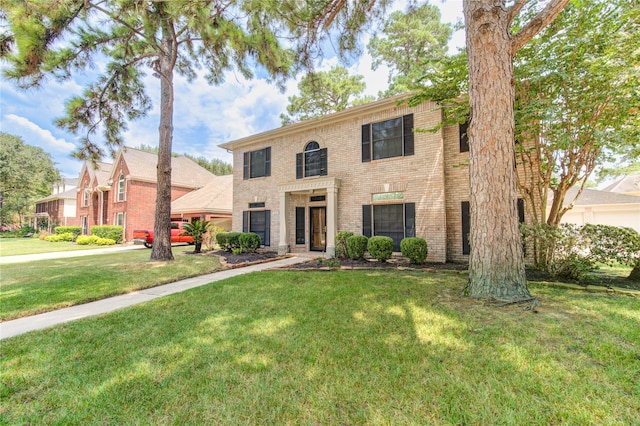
296, 141, 327, 179
117, 173, 125, 201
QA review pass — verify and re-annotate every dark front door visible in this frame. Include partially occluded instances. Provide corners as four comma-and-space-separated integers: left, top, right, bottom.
310, 207, 326, 251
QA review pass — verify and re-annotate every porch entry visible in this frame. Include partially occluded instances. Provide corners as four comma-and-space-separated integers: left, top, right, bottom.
310, 207, 326, 251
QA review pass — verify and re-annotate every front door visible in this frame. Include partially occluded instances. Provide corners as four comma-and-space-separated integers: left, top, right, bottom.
310, 207, 326, 251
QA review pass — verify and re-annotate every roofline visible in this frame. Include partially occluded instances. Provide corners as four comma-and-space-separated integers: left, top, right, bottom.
170, 208, 232, 215
219, 94, 421, 151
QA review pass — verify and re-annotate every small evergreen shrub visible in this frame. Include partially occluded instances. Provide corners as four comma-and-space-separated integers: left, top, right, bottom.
226, 232, 242, 252
346, 235, 368, 260
400, 237, 428, 264
216, 233, 229, 250
45, 232, 75, 242
335, 231, 354, 259
90, 225, 123, 243
368, 236, 394, 262
17, 225, 36, 237
239, 232, 261, 253
54, 226, 82, 241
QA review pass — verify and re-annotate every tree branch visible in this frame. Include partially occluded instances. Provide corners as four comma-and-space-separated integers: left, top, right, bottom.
511, 0, 570, 55
508, 0, 529, 26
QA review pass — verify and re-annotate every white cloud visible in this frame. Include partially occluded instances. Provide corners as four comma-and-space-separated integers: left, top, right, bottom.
3, 114, 76, 153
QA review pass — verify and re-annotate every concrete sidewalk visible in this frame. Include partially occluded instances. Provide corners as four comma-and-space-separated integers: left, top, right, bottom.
0, 256, 307, 340
0, 244, 147, 264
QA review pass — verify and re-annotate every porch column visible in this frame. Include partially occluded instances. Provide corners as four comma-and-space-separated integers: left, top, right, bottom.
326, 185, 338, 257
278, 190, 289, 255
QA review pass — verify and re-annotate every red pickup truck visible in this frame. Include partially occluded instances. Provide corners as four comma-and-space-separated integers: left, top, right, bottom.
133, 222, 194, 248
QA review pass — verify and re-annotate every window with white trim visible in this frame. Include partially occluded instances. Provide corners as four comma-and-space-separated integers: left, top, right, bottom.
117, 174, 125, 202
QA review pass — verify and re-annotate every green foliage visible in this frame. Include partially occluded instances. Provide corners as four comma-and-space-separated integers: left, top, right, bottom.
181, 220, 210, 244
76, 235, 116, 246
281, 65, 373, 125
239, 232, 261, 253
215, 233, 229, 251
400, 237, 428, 264
346, 235, 368, 260
226, 232, 242, 252
367, 236, 394, 262
520, 223, 640, 281
90, 226, 123, 243
45, 233, 74, 242
335, 231, 354, 259
54, 226, 82, 241
181, 220, 210, 253
367, 3, 453, 96
0, 133, 60, 225
581, 224, 640, 268
186, 155, 233, 176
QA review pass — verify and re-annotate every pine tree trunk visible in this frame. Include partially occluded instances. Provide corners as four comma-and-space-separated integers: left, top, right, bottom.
463, 1, 531, 300
150, 11, 174, 261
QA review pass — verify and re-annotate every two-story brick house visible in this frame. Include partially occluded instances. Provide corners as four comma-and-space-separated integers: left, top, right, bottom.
29, 178, 78, 231
220, 95, 531, 262
77, 147, 232, 242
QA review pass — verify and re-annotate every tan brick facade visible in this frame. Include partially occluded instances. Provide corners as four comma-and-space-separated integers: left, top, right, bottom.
222, 95, 536, 262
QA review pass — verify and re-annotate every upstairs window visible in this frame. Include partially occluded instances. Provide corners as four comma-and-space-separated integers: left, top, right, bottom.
82, 185, 90, 207
296, 141, 328, 179
243, 147, 271, 179
117, 174, 125, 202
362, 114, 414, 162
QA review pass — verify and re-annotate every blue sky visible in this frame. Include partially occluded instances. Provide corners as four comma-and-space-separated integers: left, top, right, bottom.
0, 1, 465, 179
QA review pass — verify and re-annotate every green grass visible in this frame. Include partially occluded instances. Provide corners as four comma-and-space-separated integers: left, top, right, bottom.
1, 270, 638, 424
0, 237, 116, 256
0, 246, 222, 320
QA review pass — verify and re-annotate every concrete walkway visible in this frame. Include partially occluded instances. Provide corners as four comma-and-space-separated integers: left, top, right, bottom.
0, 244, 147, 264
0, 256, 307, 340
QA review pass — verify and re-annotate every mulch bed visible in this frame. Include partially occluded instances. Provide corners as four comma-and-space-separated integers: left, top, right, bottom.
207, 250, 639, 292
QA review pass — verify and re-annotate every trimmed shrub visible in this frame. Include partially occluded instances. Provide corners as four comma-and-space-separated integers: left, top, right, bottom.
368, 236, 394, 262
54, 226, 82, 241
216, 232, 229, 250
239, 232, 261, 253
76, 235, 98, 245
401, 237, 428, 264
95, 237, 116, 246
346, 235, 368, 260
45, 232, 75, 242
335, 231, 354, 259
226, 232, 242, 252
90, 225, 123, 243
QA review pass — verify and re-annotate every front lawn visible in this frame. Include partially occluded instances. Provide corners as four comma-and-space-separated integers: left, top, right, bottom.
0, 237, 116, 256
1, 270, 638, 424
0, 246, 223, 320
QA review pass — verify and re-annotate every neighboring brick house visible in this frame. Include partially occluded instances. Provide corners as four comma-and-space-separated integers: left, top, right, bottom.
170, 174, 233, 231
220, 95, 533, 262
29, 178, 78, 231
77, 147, 230, 242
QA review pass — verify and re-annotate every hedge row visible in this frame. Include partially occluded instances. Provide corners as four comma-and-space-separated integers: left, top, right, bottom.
76, 235, 116, 246
90, 225, 123, 243
337, 233, 429, 264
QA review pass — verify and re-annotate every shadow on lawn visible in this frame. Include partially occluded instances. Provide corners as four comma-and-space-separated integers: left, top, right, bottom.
2, 270, 639, 424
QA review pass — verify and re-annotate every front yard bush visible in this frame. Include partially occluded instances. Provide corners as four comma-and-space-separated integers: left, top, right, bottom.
216, 233, 229, 250
239, 232, 261, 253
346, 235, 368, 260
45, 233, 75, 242
368, 236, 394, 262
90, 226, 123, 243
226, 232, 242, 252
54, 226, 82, 241
335, 231, 354, 259
401, 237, 428, 264
76, 235, 116, 246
